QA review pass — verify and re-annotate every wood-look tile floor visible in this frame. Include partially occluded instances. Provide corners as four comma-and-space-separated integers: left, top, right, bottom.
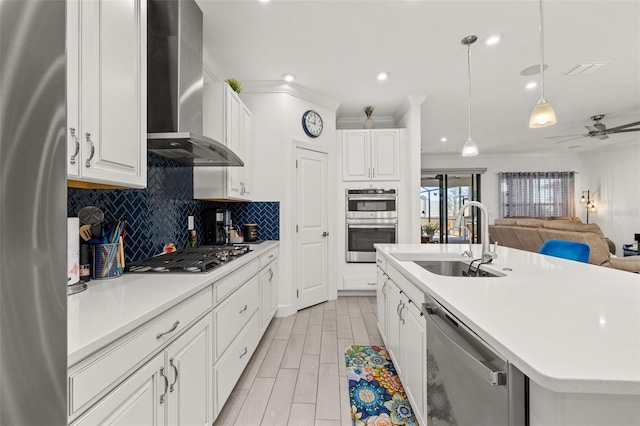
214, 296, 381, 426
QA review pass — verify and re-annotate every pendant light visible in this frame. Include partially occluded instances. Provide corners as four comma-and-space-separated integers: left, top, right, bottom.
529, 0, 556, 128
461, 35, 479, 157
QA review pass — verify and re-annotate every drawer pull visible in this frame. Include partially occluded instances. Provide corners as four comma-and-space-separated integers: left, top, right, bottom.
160, 367, 168, 404
239, 304, 248, 314
268, 254, 274, 259
367, 282, 376, 286
156, 320, 180, 339
169, 357, 179, 393
239, 347, 248, 359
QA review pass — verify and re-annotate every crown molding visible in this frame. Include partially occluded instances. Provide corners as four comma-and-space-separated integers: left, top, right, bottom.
336, 116, 398, 130
241, 81, 341, 111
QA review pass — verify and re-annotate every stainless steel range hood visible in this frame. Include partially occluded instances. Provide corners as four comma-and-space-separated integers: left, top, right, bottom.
147, 0, 243, 167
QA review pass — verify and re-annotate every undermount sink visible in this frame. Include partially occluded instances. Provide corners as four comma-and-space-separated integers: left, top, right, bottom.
414, 260, 505, 278
391, 252, 464, 261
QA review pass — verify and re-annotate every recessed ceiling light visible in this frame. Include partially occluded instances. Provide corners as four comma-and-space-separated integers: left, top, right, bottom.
440, 137, 448, 143
485, 34, 502, 45
376, 71, 390, 81
525, 81, 538, 90
282, 73, 296, 82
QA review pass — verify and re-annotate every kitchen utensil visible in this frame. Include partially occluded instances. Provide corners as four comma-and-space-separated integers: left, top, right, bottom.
78, 206, 104, 225
79, 224, 92, 241
92, 243, 121, 279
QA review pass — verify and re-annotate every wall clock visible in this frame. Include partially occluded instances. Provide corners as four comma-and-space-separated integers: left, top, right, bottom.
302, 110, 323, 138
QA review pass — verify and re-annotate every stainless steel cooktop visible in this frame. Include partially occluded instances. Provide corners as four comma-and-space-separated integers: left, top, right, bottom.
126, 245, 251, 273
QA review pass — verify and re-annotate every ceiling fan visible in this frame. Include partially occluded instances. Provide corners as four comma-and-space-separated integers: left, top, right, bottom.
547, 115, 640, 144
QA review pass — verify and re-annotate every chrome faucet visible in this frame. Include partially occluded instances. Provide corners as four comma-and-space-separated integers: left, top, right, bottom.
456, 201, 498, 263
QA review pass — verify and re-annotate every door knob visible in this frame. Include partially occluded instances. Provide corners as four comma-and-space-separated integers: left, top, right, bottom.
322, 231, 329, 237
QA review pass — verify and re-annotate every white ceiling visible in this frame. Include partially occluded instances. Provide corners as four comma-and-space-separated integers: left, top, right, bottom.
195, 0, 640, 156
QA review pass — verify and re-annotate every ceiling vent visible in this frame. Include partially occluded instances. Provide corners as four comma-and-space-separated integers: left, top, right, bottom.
565, 63, 607, 75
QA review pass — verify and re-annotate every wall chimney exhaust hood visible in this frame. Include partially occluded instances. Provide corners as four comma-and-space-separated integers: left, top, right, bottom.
147, 0, 243, 167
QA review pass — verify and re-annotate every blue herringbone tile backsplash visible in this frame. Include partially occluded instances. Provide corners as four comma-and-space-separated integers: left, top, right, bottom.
68, 153, 279, 262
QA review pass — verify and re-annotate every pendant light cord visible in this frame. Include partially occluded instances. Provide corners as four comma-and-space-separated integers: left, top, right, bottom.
467, 42, 472, 140
539, 0, 545, 100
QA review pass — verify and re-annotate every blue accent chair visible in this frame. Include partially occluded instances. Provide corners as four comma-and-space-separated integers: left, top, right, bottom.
539, 240, 591, 263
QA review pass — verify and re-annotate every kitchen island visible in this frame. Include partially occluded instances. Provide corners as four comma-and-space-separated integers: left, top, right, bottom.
375, 243, 640, 426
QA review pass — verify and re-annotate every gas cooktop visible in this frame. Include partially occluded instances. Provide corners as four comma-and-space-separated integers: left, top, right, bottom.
126, 245, 251, 273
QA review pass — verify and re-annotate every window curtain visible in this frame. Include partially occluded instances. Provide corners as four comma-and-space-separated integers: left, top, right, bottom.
498, 172, 575, 218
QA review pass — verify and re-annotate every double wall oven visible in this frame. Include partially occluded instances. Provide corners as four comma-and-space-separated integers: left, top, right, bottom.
346, 188, 397, 263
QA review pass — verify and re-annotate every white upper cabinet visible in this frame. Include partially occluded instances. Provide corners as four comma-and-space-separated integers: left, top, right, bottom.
341, 129, 400, 181
66, 0, 147, 188
194, 82, 252, 201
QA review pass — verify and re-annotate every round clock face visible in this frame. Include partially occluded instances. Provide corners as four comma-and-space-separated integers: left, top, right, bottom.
302, 110, 323, 138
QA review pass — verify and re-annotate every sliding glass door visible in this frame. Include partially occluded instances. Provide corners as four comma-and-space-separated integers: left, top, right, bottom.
421, 172, 482, 244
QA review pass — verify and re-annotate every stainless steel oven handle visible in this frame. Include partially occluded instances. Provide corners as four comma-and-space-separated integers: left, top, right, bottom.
347, 224, 397, 229
346, 196, 397, 201
426, 307, 506, 386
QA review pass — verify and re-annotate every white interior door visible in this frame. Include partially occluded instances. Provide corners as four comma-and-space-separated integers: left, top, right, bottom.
296, 148, 329, 310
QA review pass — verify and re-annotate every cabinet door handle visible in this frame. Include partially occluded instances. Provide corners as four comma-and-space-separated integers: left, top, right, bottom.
269, 268, 273, 282
239, 346, 248, 358
382, 280, 387, 297
156, 320, 180, 339
368, 167, 371, 179
69, 127, 79, 165
160, 367, 169, 404
85, 132, 95, 168
396, 300, 402, 316
239, 304, 248, 314
372, 167, 375, 178
399, 303, 406, 325
169, 357, 179, 393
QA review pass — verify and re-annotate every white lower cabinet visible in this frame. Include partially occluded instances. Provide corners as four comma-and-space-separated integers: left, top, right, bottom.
387, 279, 404, 377
213, 312, 260, 417
166, 314, 213, 425
72, 314, 213, 426
376, 266, 388, 343
260, 259, 279, 332
379, 256, 427, 425
212, 245, 279, 420
403, 298, 426, 424
68, 244, 280, 426
72, 353, 165, 426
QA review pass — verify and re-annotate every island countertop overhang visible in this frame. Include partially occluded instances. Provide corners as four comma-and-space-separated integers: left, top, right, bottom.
375, 243, 640, 395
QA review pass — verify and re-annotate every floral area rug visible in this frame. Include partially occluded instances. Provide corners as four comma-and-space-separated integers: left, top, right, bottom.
345, 345, 417, 426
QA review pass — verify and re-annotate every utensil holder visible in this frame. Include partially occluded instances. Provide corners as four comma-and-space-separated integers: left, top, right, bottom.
92, 243, 122, 279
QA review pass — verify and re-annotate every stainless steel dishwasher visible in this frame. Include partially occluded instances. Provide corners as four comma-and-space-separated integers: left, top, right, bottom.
422, 293, 526, 426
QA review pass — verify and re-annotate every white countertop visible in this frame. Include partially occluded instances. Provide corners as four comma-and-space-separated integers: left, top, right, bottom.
68, 241, 278, 366
376, 243, 640, 395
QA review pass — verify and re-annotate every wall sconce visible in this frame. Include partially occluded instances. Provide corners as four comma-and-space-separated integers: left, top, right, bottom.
580, 190, 596, 223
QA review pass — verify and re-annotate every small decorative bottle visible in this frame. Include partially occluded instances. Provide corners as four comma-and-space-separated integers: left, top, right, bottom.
363, 106, 375, 129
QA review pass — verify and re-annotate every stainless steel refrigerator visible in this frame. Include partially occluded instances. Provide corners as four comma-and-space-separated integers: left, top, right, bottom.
0, 1, 67, 424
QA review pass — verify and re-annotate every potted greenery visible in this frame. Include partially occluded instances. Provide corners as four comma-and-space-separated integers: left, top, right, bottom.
422, 224, 437, 242
225, 78, 243, 93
